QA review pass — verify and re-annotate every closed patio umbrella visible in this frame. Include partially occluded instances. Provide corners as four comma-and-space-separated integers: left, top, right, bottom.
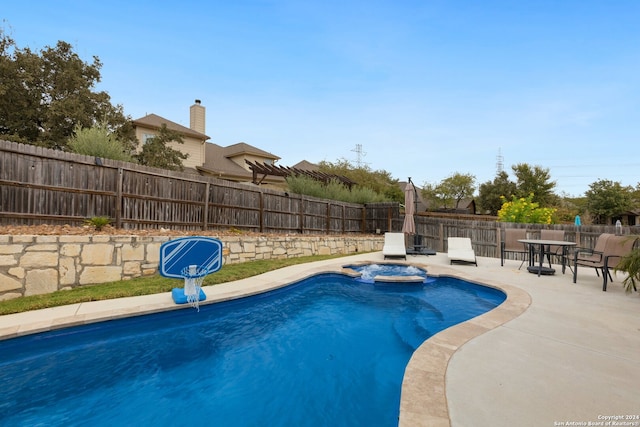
402, 180, 416, 235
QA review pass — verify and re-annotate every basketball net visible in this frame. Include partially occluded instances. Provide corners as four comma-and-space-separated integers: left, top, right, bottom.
183, 265, 206, 311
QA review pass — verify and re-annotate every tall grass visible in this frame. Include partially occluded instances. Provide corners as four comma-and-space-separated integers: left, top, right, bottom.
68, 123, 134, 162
286, 175, 387, 204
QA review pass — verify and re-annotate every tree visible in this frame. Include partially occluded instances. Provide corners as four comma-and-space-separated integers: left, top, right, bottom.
421, 172, 476, 210
134, 124, 188, 171
477, 171, 517, 215
631, 182, 640, 207
511, 163, 557, 206
317, 159, 403, 202
584, 179, 633, 224
440, 173, 476, 209
0, 31, 39, 142
67, 123, 134, 162
100, 103, 138, 154
421, 182, 449, 209
551, 196, 582, 224
0, 30, 134, 149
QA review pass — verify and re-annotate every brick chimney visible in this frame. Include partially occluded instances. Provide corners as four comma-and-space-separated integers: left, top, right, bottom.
190, 99, 205, 134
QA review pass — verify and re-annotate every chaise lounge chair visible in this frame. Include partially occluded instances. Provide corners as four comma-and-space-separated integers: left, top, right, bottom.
382, 232, 407, 260
447, 237, 477, 266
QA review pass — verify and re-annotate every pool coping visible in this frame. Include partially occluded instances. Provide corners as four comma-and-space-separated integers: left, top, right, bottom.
0, 254, 531, 426
397, 263, 531, 427
340, 260, 531, 426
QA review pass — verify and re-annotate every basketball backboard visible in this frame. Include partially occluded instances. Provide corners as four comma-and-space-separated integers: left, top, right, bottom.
159, 236, 223, 279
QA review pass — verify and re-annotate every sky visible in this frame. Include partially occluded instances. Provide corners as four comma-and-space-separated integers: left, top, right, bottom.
2, 0, 639, 197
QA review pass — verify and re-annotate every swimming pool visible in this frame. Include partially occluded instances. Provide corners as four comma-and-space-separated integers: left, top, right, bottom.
0, 271, 505, 426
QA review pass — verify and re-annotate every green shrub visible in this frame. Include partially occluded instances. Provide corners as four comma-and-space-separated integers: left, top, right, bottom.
497, 193, 556, 224
286, 175, 387, 204
68, 123, 134, 162
84, 216, 112, 231
615, 248, 640, 294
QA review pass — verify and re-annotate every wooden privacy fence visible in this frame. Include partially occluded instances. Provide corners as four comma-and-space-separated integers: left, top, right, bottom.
0, 140, 401, 234
406, 215, 639, 259
1, 140, 638, 254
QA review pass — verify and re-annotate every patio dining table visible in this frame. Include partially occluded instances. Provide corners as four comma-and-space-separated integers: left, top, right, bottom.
518, 239, 577, 277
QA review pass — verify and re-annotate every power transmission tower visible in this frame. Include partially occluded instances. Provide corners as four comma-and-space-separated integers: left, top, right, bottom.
496, 147, 504, 174
352, 144, 367, 168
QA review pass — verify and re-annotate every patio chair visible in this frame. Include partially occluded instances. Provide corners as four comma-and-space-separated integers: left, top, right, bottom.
447, 237, 477, 266
500, 229, 528, 269
573, 233, 639, 291
382, 232, 407, 260
539, 229, 566, 268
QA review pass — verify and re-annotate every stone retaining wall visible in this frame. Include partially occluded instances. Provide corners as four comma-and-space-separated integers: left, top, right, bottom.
0, 234, 384, 300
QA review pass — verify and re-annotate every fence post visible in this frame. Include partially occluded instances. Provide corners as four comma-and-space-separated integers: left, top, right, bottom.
202, 182, 210, 230
299, 195, 305, 233
115, 168, 123, 229
259, 191, 264, 233
326, 202, 331, 233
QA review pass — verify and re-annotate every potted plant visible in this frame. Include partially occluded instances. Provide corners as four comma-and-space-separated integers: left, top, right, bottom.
615, 248, 640, 294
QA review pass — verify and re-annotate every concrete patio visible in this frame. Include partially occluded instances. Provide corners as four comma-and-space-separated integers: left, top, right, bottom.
416, 252, 640, 427
0, 251, 638, 427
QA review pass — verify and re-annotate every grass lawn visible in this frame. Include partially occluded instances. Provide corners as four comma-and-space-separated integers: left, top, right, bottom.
0, 254, 347, 315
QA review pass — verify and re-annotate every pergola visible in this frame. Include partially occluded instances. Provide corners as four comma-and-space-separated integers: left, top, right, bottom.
245, 160, 356, 188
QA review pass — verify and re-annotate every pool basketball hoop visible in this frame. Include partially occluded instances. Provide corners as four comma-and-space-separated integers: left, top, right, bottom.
180, 265, 208, 310
159, 237, 223, 310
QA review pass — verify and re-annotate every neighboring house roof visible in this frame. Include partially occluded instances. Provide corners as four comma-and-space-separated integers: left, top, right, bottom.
425, 198, 476, 214
457, 199, 477, 214
223, 142, 280, 161
132, 113, 210, 140
198, 142, 285, 185
198, 143, 253, 179
292, 160, 320, 171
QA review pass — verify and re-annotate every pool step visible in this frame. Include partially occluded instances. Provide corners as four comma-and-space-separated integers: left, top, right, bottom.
392, 316, 432, 350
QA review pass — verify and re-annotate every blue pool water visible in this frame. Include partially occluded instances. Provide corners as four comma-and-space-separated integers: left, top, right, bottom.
0, 272, 505, 427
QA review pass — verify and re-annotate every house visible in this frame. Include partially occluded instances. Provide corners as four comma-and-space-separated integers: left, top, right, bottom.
613, 210, 640, 226
453, 199, 477, 215
198, 142, 285, 189
132, 100, 210, 171
292, 160, 321, 171
132, 101, 345, 191
425, 198, 476, 215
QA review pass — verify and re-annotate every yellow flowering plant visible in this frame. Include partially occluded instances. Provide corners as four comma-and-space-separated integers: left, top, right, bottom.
497, 194, 556, 224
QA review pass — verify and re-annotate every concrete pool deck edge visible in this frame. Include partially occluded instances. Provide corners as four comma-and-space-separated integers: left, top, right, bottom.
397, 265, 531, 427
